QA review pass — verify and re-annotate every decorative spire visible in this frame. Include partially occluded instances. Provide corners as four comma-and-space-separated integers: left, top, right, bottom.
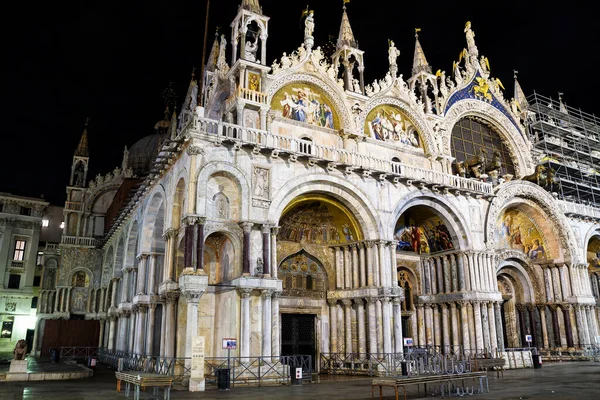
412, 28, 432, 75
168, 110, 178, 139
75, 118, 89, 157
206, 30, 220, 72
513, 70, 529, 111
337, 2, 357, 49
558, 92, 568, 114
240, 0, 262, 14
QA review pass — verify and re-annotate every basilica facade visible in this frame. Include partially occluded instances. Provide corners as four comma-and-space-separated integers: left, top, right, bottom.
34, 0, 600, 374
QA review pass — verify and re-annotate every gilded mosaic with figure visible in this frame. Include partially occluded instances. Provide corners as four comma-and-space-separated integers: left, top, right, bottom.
278, 198, 361, 244
271, 82, 338, 129
394, 216, 454, 254
495, 209, 550, 260
364, 105, 420, 147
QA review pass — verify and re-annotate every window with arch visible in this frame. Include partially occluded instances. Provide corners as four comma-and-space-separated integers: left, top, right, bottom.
299, 137, 313, 155
451, 117, 515, 176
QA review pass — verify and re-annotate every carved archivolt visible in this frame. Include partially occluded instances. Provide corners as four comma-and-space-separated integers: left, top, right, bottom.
443, 99, 533, 177
265, 73, 352, 131
486, 181, 580, 263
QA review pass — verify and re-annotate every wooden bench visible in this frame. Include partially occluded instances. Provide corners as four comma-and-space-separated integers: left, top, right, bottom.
115, 371, 174, 400
372, 371, 488, 400
474, 357, 506, 378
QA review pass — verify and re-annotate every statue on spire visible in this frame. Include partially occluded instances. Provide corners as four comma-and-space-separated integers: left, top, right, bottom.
301, 7, 315, 50
388, 39, 400, 77
464, 21, 479, 58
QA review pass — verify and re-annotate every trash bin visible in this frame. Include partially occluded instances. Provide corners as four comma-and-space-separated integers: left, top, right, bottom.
532, 354, 542, 369
50, 348, 59, 363
216, 368, 231, 390
400, 361, 409, 376
87, 356, 97, 370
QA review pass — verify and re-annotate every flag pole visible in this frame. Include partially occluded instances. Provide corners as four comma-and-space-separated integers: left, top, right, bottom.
199, 0, 211, 107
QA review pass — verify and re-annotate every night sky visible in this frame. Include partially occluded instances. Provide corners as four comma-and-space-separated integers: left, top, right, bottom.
4, 0, 598, 206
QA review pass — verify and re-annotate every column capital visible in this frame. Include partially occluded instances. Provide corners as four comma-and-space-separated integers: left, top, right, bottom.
515, 303, 527, 311
271, 226, 280, 235
182, 289, 204, 303
440, 302, 449, 310
341, 299, 353, 307
456, 300, 469, 308
536, 303, 547, 310
240, 221, 254, 233
526, 304, 536, 311
354, 298, 365, 306
559, 303, 572, 311
271, 292, 280, 300
261, 289, 273, 299
238, 288, 252, 298
366, 297, 378, 305
261, 224, 273, 234
547, 303, 559, 311
163, 291, 180, 304
137, 253, 149, 261
364, 240, 376, 248
449, 302, 457, 309
392, 297, 402, 306
327, 299, 338, 306
182, 215, 199, 226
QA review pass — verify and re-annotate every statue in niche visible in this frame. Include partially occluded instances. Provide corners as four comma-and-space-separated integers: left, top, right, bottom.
253, 167, 269, 198
44, 268, 56, 289
72, 290, 85, 312
352, 78, 361, 93
73, 162, 85, 186
214, 185, 230, 219
244, 36, 258, 62
72, 271, 87, 287
217, 34, 228, 73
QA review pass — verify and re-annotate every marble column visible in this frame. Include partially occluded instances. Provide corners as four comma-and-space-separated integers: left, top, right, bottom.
586, 306, 596, 342
137, 254, 148, 295
416, 303, 425, 347
271, 293, 280, 358
121, 270, 129, 303
164, 293, 178, 357
538, 305, 549, 349
334, 247, 343, 289
494, 302, 505, 351
479, 254, 489, 292
352, 245, 359, 288
559, 265, 571, 299
135, 306, 147, 354
328, 300, 338, 353
342, 299, 353, 355
430, 259, 438, 295
240, 222, 253, 275
99, 320, 106, 348
389, 242, 398, 288
118, 312, 130, 351
378, 241, 388, 287
366, 298, 377, 354
261, 225, 271, 277
481, 302, 491, 352
467, 253, 477, 291
358, 243, 366, 288
488, 302, 497, 353
271, 227, 279, 279
366, 242, 375, 287
457, 253, 466, 292
422, 259, 431, 294
468, 303, 476, 350
356, 299, 367, 354
146, 304, 156, 356
262, 290, 272, 357
160, 304, 166, 357
459, 301, 469, 352
344, 246, 352, 289
527, 305, 538, 348
184, 222, 194, 269
382, 297, 392, 353
128, 310, 136, 353
240, 289, 251, 358
392, 298, 402, 353
549, 305, 561, 347
197, 219, 205, 272
147, 255, 157, 295
441, 303, 450, 353
450, 302, 460, 350
424, 304, 433, 346
442, 256, 451, 294
450, 254, 458, 292
436, 257, 444, 294
474, 302, 484, 351
338, 304, 345, 354
108, 317, 117, 351
433, 305, 441, 347
562, 305, 574, 347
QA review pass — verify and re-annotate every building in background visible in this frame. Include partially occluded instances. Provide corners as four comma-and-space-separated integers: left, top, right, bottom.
0, 193, 62, 356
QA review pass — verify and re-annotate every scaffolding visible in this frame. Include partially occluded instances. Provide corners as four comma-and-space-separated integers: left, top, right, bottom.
526, 91, 600, 208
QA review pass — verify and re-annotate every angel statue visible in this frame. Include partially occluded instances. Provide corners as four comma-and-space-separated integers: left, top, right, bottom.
302, 8, 315, 39
464, 21, 478, 57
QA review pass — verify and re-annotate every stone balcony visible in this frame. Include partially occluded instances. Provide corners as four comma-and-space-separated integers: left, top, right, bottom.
10, 260, 25, 272
190, 116, 494, 196
557, 199, 600, 221
61, 236, 99, 247
225, 86, 268, 111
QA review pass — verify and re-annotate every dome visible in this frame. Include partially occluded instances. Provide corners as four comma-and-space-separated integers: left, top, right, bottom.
128, 134, 164, 176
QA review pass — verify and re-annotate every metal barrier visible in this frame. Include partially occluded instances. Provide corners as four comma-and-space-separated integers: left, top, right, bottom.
59, 346, 98, 359
97, 349, 312, 386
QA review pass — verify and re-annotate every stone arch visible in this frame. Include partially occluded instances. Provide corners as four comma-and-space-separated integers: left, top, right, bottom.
69, 267, 94, 286
278, 249, 328, 298
114, 236, 125, 276
583, 225, 600, 256
171, 177, 186, 230
397, 266, 417, 310
140, 190, 166, 253
360, 97, 435, 156
266, 73, 353, 131
496, 259, 536, 303
268, 174, 380, 240
204, 231, 241, 283
125, 219, 140, 268
389, 192, 472, 250
486, 181, 579, 263
444, 99, 534, 177
197, 161, 250, 220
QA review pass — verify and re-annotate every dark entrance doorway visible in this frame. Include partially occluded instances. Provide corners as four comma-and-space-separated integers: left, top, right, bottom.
281, 314, 315, 361
26, 329, 34, 354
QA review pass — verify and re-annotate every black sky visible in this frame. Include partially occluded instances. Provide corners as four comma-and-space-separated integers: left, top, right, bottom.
4, 0, 599, 206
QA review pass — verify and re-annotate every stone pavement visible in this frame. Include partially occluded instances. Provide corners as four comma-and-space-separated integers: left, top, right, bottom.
0, 361, 598, 399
